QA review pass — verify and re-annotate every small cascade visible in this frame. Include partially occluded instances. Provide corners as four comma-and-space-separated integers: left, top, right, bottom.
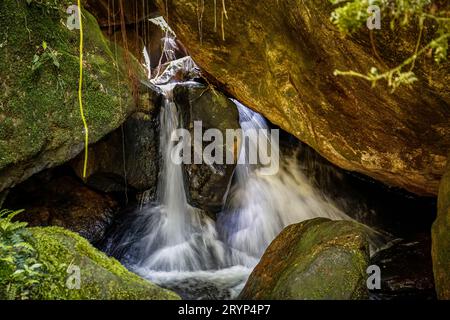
131, 83, 229, 272
105, 59, 357, 298
219, 101, 350, 267
105, 20, 363, 299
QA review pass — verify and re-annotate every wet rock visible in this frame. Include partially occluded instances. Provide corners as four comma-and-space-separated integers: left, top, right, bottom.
432, 158, 450, 299
369, 236, 436, 300
174, 83, 241, 214
0, 1, 143, 193
8, 174, 118, 244
156, 0, 450, 196
71, 108, 161, 198
240, 218, 370, 300
152, 57, 200, 85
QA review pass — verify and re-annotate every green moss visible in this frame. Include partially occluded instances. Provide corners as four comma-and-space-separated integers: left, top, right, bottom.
0, 0, 142, 171
29, 227, 180, 300
240, 218, 370, 300
273, 220, 369, 299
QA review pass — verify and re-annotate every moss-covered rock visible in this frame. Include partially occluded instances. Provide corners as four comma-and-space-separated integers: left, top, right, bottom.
0, 0, 143, 192
239, 218, 370, 300
28, 226, 180, 300
432, 158, 450, 300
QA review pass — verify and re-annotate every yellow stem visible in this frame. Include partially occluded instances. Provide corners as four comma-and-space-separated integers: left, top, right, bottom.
77, 0, 89, 179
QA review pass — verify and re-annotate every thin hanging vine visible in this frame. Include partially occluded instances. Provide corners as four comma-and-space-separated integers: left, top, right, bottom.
77, 0, 89, 179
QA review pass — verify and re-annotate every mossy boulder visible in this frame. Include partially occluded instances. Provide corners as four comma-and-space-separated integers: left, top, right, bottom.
432, 158, 450, 299
28, 226, 180, 300
157, 0, 450, 196
239, 218, 370, 300
0, 0, 143, 193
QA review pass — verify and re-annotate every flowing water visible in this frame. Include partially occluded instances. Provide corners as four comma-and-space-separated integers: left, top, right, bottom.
104, 57, 358, 298
218, 101, 349, 267
101, 20, 384, 298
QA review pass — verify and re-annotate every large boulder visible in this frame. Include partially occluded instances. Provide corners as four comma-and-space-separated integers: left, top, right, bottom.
432, 158, 450, 299
240, 218, 370, 300
0, 0, 143, 193
174, 83, 240, 214
156, 0, 450, 196
71, 108, 161, 197
29, 226, 180, 300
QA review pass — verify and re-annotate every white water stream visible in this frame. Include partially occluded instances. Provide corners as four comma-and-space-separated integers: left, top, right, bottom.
107, 61, 351, 298
106, 23, 357, 298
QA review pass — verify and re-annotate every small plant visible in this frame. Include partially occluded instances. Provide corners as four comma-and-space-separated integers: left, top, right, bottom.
330, 0, 450, 91
31, 41, 60, 72
0, 209, 46, 300
25, 0, 60, 13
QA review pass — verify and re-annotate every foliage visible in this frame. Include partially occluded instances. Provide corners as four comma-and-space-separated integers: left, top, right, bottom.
330, 0, 379, 34
31, 41, 60, 71
0, 209, 46, 300
0, 210, 179, 300
25, 0, 59, 12
330, 0, 450, 91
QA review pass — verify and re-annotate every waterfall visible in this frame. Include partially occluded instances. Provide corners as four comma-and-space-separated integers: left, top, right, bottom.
218, 101, 349, 267
105, 65, 353, 298
122, 83, 230, 273
105, 25, 356, 297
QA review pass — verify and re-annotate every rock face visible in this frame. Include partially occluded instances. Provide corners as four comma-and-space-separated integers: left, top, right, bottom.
72, 108, 161, 197
86, 0, 158, 27
369, 236, 435, 300
0, 0, 142, 193
156, 0, 450, 196
432, 158, 450, 299
174, 83, 240, 214
29, 227, 180, 300
240, 218, 370, 300
8, 174, 118, 244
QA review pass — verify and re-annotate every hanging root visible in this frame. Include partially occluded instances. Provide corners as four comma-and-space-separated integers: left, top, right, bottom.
197, 0, 228, 42
214, 0, 217, 33
221, 0, 228, 41
197, 0, 205, 44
